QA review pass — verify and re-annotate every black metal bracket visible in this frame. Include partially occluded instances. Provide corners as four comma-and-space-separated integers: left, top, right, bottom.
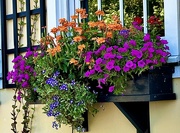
114, 102, 150, 133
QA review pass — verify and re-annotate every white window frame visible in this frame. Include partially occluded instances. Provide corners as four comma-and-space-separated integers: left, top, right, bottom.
0, 5, 2, 89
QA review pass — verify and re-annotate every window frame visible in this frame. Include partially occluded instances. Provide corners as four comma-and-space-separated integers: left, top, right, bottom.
0, 0, 46, 88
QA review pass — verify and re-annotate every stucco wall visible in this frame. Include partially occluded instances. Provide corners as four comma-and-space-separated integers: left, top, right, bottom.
0, 79, 180, 133
0, 89, 136, 133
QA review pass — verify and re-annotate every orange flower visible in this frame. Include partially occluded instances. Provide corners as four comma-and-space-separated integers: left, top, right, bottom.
76, 8, 86, 15
106, 31, 113, 38
88, 21, 98, 28
47, 48, 56, 56
95, 10, 105, 16
73, 27, 83, 34
97, 21, 106, 30
68, 21, 76, 27
71, 15, 78, 20
81, 13, 88, 19
56, 35, 62, 41
51, 27, 58, 34
54, 45, 61, 52
96, 37, 106, 45
78, 44, 85, 51
70, 58, 78, 65
58, 26, 68, 32
73, 36, 84, 42
59, 18, 67, 24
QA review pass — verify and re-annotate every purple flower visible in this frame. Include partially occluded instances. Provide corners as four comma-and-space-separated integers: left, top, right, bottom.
125, 60, 134, 68
46, 78, 58, 87
59, 83, 68, 90
116, 55, 123, 60
108, 86, 115, 92
113, 45, 119, 49
84, 71, 91, 77
17, 91, 22, 101
131, 63, 137, 70
119, 30, 129, 38
106, 60, 115, 70
94, 64, 102, 72
148, 47, 155, 52
114, 66, 121, 71
131, 49, 143, 59
118, 47, 128, 53
138, 60, 145, 68
24, 51, 33, 58
144, 34, 150, 42
21, 81, 29, 88
89, 69, 95, 75
12, 56, 22, 63
160, 57, 166, 63
104, 52, 115, 59
123, 66, 130, 72
129, 40, 136, 46
123, 42, 130, 49
98, 78, 106, 84
95, 58, 103, 65
99, 44, 106, 51
146, 59, 153, 64
106, 47, 113, 52
160, 39, 168, 44
24, 74, 29, 80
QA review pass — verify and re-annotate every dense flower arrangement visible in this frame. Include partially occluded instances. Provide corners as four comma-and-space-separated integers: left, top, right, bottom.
7, 8, 170, 131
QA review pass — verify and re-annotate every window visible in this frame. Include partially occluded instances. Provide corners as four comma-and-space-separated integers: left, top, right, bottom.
0, 0, 46, 88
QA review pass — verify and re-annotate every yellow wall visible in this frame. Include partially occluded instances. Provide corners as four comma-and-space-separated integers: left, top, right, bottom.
0, 89, 136, 133
0, 79, 180, 133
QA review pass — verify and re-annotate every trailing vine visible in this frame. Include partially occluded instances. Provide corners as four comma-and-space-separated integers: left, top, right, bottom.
10, 0, 40, 132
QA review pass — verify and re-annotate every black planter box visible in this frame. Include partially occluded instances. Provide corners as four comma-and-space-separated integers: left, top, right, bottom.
97, 66, 176, 102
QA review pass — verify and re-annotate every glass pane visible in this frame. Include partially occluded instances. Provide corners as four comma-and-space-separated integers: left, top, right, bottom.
124, 0, 143, 27
147, 0, 164, 36
88, 0, 120, 22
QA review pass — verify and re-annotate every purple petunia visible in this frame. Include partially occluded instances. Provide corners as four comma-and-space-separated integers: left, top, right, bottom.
138, 60, 146, 68
106, 60, 115, 70
95, 58, 103, 65
143, 34, 150, 42
129, 40, 136, 46
125, 60, 134, 68
114, 66, 121, 71
131, 49, 143, 59
108, 86, 115, 92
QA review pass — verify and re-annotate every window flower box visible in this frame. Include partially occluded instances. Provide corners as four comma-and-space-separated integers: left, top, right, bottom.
96, 65, 176, 102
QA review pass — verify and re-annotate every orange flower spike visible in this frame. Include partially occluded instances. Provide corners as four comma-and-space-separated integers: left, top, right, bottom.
54, 45, 61, 52
98, 21, 106, 30
81, 13, 88, 19
95, 10, 105, 16
71, 15, 78, 20
56, 35, 62, 41
75, 8, 85, 15
59, 18, 67, 24
74, 27, 83, 35
106, 31, 113, 38
88, 22, 96, 28
96, 37, 106, 45
78, 44, 85, 51
51, 27, 58, 34
73, 36, 83, 42
70, 58, 79, 65
58, 26, 68, 32
68, 21, 76, 28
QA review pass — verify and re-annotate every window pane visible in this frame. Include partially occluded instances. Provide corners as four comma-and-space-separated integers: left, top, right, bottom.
147, 0, 164, 36
88, 0, 120, 22
124, 0, 143, 27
